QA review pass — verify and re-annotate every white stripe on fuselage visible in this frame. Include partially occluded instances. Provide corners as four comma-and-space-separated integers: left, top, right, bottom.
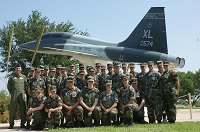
60, 43, 112, 61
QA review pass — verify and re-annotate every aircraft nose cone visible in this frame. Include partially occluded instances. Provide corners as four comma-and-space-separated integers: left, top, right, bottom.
19, 41, 37, 51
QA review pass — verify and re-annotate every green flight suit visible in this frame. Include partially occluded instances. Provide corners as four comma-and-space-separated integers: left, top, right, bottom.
7, 72, 27, 126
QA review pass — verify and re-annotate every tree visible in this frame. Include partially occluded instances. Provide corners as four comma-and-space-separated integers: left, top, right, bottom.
177, 71, 200, 106
0, 11, 89, 76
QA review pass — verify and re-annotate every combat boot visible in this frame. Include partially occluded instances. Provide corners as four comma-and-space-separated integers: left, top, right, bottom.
54, 123, 60, 129
94, 120, 100, 126
8, 125, 13, 129
127, 119, 134, 127
26, 122, 31, 129
77, 121, 84, 128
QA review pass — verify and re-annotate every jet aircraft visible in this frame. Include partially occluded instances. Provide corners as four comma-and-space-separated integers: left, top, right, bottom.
19, 7, 185, 68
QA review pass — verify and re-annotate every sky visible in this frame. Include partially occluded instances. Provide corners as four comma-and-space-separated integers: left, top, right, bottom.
0, 0, 200, 90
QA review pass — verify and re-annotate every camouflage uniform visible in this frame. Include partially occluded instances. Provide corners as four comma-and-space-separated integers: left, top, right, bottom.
137, 72, 146, 99
120, 85, 137, 125
99, 90, 118, 126
44, 88, 63, 129
134, 88, 145, 123
55, 75, 62, 96
28, 91, 46, 130
112, 73, 123, 96
160, 69, 179, 123
145, 70, 162, 123
112, 62, 123, 124
129, 63, 138, 79
107, 63, 114, 76
98, 73, 111, 93
61, 86, 83, 127
46, 75, 58, 96
29, 76, 46, 98
80, 87, 101, 126
76, 77, 87, 90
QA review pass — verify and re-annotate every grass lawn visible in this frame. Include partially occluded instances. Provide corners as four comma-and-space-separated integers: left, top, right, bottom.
49, 122, 200, 132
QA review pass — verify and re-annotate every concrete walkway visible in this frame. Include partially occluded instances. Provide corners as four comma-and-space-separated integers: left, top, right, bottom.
0, 109, 199, 131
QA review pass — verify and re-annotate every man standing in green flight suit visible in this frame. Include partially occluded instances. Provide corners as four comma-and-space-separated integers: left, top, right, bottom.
7, 63, 27, 129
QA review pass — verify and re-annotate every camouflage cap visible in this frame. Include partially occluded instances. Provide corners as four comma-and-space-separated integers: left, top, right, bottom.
87, 65, 93, 70
113, 62, 121, 66
131, 78, 138, 83
39, 65, 44, 70
50, 85, 56, 92
70, 64, 75, 67
56, 65, 62, 69
61, 67, 67, 71
79, 71, 85, 75
67, 76, 75, 81
147, 61, 154, 65
101, 65, 106, 69
129, 63, 135, 67
44, 66, 49, 70
50, 67, 56, 72
122, 74, 128, 80
105, 80, 112, 85
163, 61, 169, 66
157, 61, 163, 66
122, 63, 128, 67
95, 62, 101, 67
140, 62, 146, 67
15, 63, 21, 68
89, 67, 95, 71
79, 63, 84, 68
87, 76, 94, 81
107, 63, 113, 68
35, 68, 41, 72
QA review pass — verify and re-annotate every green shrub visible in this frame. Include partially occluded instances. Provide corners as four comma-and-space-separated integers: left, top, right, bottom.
0, 90, 10, 113
0, 90, 10, 123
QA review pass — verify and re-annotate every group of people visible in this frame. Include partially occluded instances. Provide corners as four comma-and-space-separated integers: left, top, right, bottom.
7, 60, 180, 130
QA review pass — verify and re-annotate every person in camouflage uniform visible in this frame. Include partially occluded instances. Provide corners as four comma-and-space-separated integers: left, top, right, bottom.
157, 61, 167, 123
76, 71, 87, 90
160, 61, 180, 123
145, 61, 162, 123
129, 63, 138, 79
112, 62, 123, 124
112, 62, 123, 96
120, 76, 138, 126
55, 65, 63, 96
122, 63, 129, 77
7, 64, 27, 129
26, 67, 35, 106
61, 76, 83, 128
28, 68, 46, 97
107, 63, 114, 76
137, 63, 147, 98
88, 67, 99, 88
44, 85, 63, 130
95, 63, 101, 76
46, 68, 58, 96
131, 78, 147, 124
80, 76, 101, 127
26, 68, 46, 128
99, 80, 118, 126
26, 88, 46, 130
68, 64, 77, 77
98, 65, 111, 92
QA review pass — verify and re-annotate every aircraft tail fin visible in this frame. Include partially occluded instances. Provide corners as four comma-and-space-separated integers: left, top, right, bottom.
118, 7, 168, 54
